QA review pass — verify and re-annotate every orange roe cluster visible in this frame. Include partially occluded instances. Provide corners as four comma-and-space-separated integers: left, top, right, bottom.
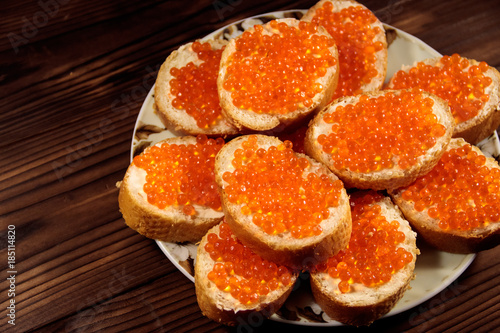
205, 222, 293, 305
390, 54, 492, 123
318, 90, 447, 172
133, 135, 224, 215
315, 191, 413, 293
400, 144, 500, 231
311, 1, 385, 99
222, 20, 337, 115
169, 41, 225, 129
223, 135, 344, 238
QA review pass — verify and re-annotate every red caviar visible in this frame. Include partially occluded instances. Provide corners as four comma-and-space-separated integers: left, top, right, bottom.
318, 89, 446, 172
315, 191, 413, 293
205, 222, 293, 305
222, 20, 337, 115
311, 1, 385, 99
169, 41, 225, 129
400, 143, 500, 230
223, 135, 344, 239
132, 135, 225, 213
390, 54, 492, 123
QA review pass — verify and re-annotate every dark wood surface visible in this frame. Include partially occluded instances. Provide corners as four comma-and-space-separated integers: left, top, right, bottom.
1, 0, 500, 332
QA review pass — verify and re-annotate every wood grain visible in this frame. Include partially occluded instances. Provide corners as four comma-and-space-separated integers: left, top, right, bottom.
1, 0, 499, 332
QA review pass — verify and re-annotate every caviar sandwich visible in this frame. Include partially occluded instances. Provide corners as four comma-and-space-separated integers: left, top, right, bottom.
390, 138, 500, 253
217, 18, 340, 133
195, 221, 297, 326
118, 135, 225, 242
305, 89, 455, 191
214, 134, 352, 269
388, 54, 500, 144
302, 0, 388, 100
154, 40, 238, 136
310, 191, 418, 326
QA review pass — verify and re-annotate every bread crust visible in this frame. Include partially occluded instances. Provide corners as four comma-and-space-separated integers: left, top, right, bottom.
118, 136, 224, 242
390, 138, 500, 253
195, 222, 297, 326
304, 89, 455, 191
217, 18, 339, 133
301, 0, 388, 96
309, 194, 418, 326
387, 56, 500, 145
154, 40, 238, 136
214, 135, 352, 269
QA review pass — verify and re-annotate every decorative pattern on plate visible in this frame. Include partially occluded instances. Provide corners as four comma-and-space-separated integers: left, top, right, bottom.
131, 10, 500, 327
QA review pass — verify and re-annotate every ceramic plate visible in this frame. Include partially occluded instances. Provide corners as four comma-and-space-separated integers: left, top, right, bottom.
131, 10, 500, 326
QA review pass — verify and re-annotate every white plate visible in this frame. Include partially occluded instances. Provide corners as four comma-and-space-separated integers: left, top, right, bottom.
131, 10, 500, 326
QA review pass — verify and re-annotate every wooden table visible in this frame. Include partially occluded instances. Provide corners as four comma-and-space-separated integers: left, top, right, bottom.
2, 0, 499, 332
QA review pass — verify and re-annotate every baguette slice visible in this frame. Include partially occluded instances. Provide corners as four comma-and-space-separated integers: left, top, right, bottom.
195, 221, 297, 326
305, 89, 455, 190
214, 134, 352, 269
387, 54, 500, 144
310, 191, 418, 326
390, 138, 500, 253
302, 0, 388, 100
117, 136, 224, 242
217, 18, 339, 133
154, 39, 238, 136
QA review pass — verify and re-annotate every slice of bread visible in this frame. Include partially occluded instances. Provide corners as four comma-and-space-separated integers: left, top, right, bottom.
214, 134, 352, 269
117, 136, 224, 242
195, 221, 297, 326
387, 55, 500, 144
310, 191, 418, 326
304, 89, 455, 190
389, 138, 500, 253
302, 0, 388, 99
154, 39, 238, 136
217, 18, 339, 133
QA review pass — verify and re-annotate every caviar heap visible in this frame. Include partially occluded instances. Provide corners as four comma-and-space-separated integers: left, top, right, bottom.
133, 135, 224, 215
390, 54, 492, 124
311, 1, 384, 99
315, 191, 413, 293
205, 222, 293, 305
223, 135, 344, 239
169, 41, 225, 129
222, 20, 337, 115
400, 143, 500, 231
318, 90, 447, 172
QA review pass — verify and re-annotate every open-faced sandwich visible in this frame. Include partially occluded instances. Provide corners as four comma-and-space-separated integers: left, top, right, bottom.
387, 54, 500, 144
195, 221, 298, 325
305, 89, 455, 190
214, 134, 352, 269
390, 138, 500, 253
217, 18, 339, 133
310, 190, 418, 326
154, 40, 238, 136
118, 135, 225, 242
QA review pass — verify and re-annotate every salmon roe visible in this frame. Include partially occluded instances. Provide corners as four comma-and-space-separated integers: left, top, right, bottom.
132, 135, 225, 214
315, 191, 413, 293
390, 54, 492, 123
222, 20, 337, 115
311, 1, 385, 99
169, 41, 225, 129
223, 135, 344, 239
205, 222, 293, 305
318, 89, 447, 172
400, 143, 500, 231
